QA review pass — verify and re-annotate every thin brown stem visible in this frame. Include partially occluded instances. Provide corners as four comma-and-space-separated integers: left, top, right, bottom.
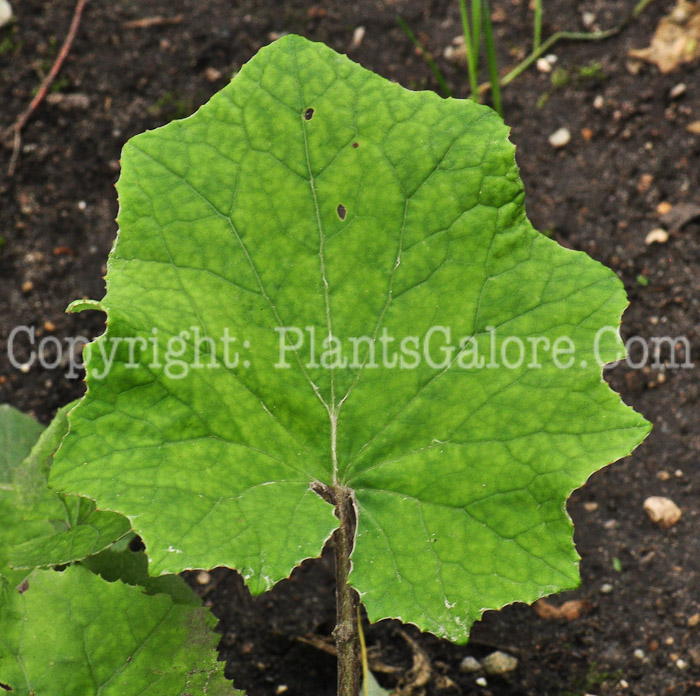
333, 485, 361, 696
3, 0, 90, 175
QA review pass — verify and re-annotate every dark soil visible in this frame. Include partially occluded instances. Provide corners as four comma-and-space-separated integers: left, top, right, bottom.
1, 1, 699, 695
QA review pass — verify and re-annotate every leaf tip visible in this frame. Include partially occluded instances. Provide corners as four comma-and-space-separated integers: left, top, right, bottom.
66, 298, 105, 314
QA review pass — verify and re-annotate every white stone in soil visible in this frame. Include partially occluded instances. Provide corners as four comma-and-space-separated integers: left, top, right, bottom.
549, 127, 571, 148
645, 228, 669, 245
0, 0, 13, 28
459, 656, 482, 673
482, 651, 518, 675
644, 496, 682, 528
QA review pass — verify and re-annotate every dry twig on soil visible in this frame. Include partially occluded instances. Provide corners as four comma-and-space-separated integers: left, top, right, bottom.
122, 14, 184, 29
1, 0, 89, 176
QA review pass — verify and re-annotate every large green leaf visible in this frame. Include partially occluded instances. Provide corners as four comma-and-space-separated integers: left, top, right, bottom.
0, 404, 44, 482
51, 34, 650, 641
0, 564, 233, 695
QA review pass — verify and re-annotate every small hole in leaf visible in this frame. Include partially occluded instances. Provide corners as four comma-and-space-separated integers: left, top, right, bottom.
337, 204, 347, 221
352, 142, 359, 148
304, 108, 315, 120
0, 681, 13, 691
129, 535, 146, 552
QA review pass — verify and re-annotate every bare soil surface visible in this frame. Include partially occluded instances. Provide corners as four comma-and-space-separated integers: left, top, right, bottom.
1, 1, 699, 695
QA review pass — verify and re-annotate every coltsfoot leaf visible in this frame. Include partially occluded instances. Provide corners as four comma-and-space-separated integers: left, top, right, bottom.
0, 404, 44, 482
51, 35, 650, 641
0, 564, 233, 695
0, 405, 130, 584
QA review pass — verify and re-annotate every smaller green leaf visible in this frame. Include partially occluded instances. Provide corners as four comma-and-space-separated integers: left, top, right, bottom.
0, 404, 131, 583
10, 510, 130, 569
83, 547, 200, 607
11, 403, 72, 501
0, 408, 58, 586
0, 564, 235, 696
364, 670, 392, 696
0, 404, 44, 482
0, 494, 53, 587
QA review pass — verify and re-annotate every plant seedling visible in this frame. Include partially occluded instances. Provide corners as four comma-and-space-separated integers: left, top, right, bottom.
39, 35, 648, 695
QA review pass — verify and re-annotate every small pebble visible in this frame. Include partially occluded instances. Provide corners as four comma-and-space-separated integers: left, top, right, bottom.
536, 57, 552, 73
644, 496, 682, 528
476, 676, 487, 687
645, 228, 669, 245
21, 280, 34, 293
548, 127, 571, 148
43, 320, 56, 332
672, 3, 690, 22
593, 95, 604, 109
275, 686, 288, 695
459, 656, 482, 673
351, 26, 365, 49
600, 582, 614, 594
620, 679, 629, 688
78, 200, 87, 211
583, 501, 598, 512
687, 613, 700, 627
669, 83, 686, 99
582, 11, 596, 28
0, 0, 12, 28
687, 121, 700, 134
637, 173, 653, 193
482, 651, 518, 675
626, 57, 643, 73
676, 658, 687, 670
205, 67, 222, 82
633, 648, 645, 660
196, 570, 211, 585
656, 201, 672, 215
689, 646, 700, 667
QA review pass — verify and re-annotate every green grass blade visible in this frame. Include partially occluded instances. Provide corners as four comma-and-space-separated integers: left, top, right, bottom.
457, 0, 479, 100
534, 0, 543, 50
397, 16, 453, 98
481, 0, 502, 116
470, 0, 482, 91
